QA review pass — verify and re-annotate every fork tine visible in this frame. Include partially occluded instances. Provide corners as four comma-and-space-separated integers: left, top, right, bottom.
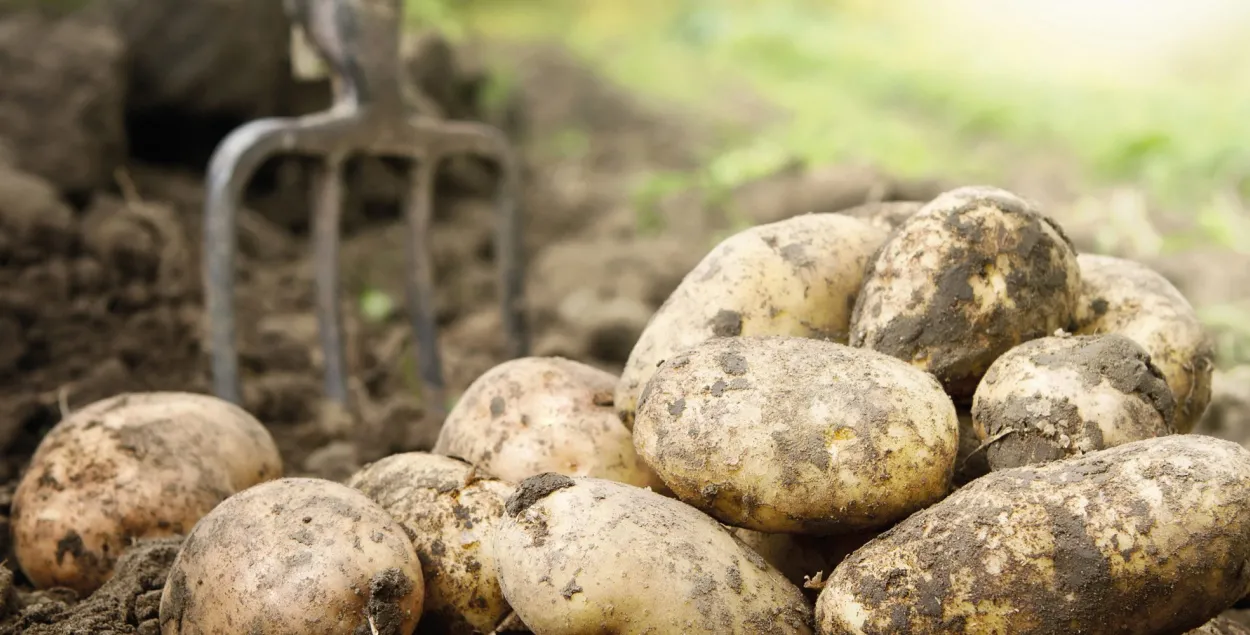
403, 157, 449, 420
204, 118, 307, 406
405, 117, 531, 360
311, 155, 351, 406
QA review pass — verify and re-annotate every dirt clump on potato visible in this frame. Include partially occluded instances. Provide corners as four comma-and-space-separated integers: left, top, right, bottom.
634, 336, 959, 535
347, 452, 516, 635
494, 474, 814, 634
159, 477, 424, 635
433, 356, 663, 489
850, 185, 1081, 401
617, 213, 888, 427
816, 434, 1250, 635
1074, 253, 1215, 433
972, 333, 1175, 470
11, 392, 282, 596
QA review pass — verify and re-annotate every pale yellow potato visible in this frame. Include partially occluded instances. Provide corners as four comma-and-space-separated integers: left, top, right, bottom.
11, 391, 282, 596
849, 185, 1081, 401
432, 356, 663, 489
158, 477, 424, 635
633, 335, 959, 534
494, 473, 814, 634
972, 333, 1176, 470
1074, 253, 1215, 433
815, 434, 1250, 635
347, 452, 515, 634
1187, 615, 1250, 635
616, 213, 888, 428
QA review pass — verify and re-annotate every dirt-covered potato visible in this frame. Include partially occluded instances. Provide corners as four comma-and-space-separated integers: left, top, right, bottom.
1075, 253, 1215, 433
159, 477, 424, 635
616, 213, 888, 427
432, 356, 663, 489
11, 391, 282, 596
347, 452, 515, 634
837, 200, 925, 232
494, 473, 814, 634
815, 435, 1250, 635
633, 336, 959, 535
730, 527, 877, 591
972, 333, 1176, 470
849, 185, 1081, 400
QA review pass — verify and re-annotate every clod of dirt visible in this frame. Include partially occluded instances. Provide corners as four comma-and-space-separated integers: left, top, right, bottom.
104, 0, 293, 119
0, 9, 126, 193
0, 536, 182, 635
505, 473, 576, 517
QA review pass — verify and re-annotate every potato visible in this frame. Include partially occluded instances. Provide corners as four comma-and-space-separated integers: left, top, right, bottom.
971, 333, 1176, 470
11, 391, 282, 596
815, 434, 1250, 635
1074, 253, 1215, 433
347, 452, 515, 634
837, 200, 925, 232
494, 473, 814, 634
159, 477, 424, 635
616, 213, 888, 427
1188, 615, 1250, 635
849, 185, 1081, 400
432, 356, 663, 489
633, 335, 959, 535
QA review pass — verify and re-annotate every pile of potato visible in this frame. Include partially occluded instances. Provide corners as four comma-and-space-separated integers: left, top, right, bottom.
8, 185, 1248, 635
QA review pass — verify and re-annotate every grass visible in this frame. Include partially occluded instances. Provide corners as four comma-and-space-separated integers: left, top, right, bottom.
404, 0, 1250, 365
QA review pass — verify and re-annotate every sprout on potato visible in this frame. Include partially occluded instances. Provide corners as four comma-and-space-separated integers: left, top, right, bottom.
633, 335, 959, 535
1074, 253, 1215, 433
849, 185, 1081, 401
159, 477, 424, 635
348, 452, 515, 634
616, 212, 888, 427
493, 473, 815, 634
815, 435, 1250, 635
432, 356, 663, 489
11, 391, 282, 595
972, 333, 1176, 470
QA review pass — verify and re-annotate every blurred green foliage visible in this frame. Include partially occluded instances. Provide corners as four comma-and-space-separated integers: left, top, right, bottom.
405, 0, 1250, 365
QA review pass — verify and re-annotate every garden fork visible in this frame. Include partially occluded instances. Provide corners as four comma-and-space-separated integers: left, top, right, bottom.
202, 0, 528, 419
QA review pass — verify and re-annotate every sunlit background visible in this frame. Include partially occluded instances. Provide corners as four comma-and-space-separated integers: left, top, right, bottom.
403, 0, 1250, 363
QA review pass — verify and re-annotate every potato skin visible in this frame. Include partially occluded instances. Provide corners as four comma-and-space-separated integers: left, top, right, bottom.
1188, 616, 1250, 635
633, 336, 959, 535
494, 473, 814, 634
432, 356, 663, 489
347, 452, 515, 635
849, 185, 1081, 400
972, 333, 1176, 470
1074, 253, 1214, 433
11, 391, 282, 596
616, 213, 888, 427
815, 435, 1250, 635
159, 477, 424, 635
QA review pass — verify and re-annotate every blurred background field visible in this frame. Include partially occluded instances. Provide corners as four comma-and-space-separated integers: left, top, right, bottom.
409, 0, 1250, 365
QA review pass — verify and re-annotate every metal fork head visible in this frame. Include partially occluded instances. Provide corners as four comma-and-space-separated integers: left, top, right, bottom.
202, 0, 528, 422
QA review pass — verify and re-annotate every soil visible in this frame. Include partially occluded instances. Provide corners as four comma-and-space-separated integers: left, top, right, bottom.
1, 7, 1248, 635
